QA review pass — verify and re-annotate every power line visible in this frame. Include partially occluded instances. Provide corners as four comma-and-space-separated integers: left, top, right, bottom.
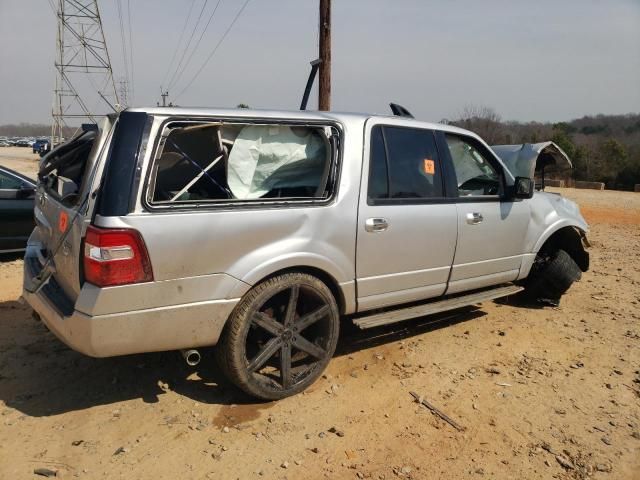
115, 0, 130, 105
126, 0, 134, 103
46, 0, 56, 14
165, 0, 209, 92
314, 3, 320, 52
160, 0, 196, 89
174, 0, 251, 100
168, 0, 223, 92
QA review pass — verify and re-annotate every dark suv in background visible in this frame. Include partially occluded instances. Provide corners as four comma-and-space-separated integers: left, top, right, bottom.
33, 139, 51, 156
0, 166, 36, 253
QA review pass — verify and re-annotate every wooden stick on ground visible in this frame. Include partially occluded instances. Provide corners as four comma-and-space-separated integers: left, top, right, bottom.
409, 391, 465, 432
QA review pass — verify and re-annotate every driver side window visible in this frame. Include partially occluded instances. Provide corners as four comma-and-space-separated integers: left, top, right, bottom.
445, 134, 501, 197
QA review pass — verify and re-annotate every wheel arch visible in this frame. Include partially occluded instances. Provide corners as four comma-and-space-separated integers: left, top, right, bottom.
229, 260, 355, 315
534, 224, 589, 272
262, 266, 348, 315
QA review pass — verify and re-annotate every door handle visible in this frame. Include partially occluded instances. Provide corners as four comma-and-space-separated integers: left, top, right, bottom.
466, 212, 483, 225
365, 218, 389, 232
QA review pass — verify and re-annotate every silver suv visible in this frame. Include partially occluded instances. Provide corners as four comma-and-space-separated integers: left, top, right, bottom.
23, 108, 589, 399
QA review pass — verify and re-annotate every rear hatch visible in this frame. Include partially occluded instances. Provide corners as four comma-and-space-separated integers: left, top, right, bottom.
27, 117, 116, 306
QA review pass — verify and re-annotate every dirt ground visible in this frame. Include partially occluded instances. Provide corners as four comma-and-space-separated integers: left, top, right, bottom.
0, 146, 40, 178
0, 148, 639, 480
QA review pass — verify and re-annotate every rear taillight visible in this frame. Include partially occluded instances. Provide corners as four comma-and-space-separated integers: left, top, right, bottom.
83, 226, 153, 287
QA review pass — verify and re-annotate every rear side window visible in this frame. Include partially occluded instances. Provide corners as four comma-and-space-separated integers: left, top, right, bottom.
147, 122, 337, 205
367, 125, 443, 202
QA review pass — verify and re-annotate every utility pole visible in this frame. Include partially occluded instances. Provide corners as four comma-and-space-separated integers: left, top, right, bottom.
52, 0, 120, 145
159, 90, 169, 107
318, 0, 331, 111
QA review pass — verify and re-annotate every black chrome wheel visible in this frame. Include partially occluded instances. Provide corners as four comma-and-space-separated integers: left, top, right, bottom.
216, 273, 339, 400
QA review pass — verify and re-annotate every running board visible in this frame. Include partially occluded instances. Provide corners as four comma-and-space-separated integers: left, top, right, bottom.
353, 284, 523, 330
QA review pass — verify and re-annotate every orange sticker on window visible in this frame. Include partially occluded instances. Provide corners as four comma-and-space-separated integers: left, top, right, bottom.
422, 159, 435, 175
58, 211, 68, 232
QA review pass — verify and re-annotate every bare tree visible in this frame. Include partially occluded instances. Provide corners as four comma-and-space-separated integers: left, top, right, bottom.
452, 105, 505, 144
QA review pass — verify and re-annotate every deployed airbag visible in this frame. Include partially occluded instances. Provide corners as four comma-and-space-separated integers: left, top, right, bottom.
227, 125, 327, 199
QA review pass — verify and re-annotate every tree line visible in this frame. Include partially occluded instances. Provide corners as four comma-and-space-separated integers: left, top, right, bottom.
447, 107, 640, 190
0, 123, 76, 138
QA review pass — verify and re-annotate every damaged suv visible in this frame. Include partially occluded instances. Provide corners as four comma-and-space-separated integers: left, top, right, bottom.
23, 108, 589, 400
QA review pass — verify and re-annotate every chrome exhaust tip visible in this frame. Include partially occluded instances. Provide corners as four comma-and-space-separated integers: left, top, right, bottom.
181, 349, 201, 367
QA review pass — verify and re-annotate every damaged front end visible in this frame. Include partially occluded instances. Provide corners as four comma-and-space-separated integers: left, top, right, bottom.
491, 141, 572, 190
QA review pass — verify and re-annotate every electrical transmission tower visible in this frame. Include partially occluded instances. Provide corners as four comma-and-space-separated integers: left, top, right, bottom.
52, 0, 120, 144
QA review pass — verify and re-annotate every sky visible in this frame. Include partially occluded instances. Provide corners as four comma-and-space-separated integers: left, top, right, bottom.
0, 0, 638, 125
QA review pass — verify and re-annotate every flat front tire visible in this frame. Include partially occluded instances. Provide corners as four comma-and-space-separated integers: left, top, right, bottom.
526, 249, 582, 304
216, 273, 340, 400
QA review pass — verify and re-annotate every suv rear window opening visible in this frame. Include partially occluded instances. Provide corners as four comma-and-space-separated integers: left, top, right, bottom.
148, 122, 336, 205
39, 129, 99, 202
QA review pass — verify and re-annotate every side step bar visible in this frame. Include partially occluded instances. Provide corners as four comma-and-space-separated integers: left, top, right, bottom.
353, 284, 524, 330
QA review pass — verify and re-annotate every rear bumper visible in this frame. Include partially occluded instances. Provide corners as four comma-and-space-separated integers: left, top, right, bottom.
23, 249, 239, 358
24, 288, 238, 357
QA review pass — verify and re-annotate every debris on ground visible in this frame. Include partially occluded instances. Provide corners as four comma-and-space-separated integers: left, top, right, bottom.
410, 391, 465, 432
555, 455, 574, 470
33, 468, 57, 477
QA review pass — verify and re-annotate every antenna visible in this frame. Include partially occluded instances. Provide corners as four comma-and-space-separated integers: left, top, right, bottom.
52, 0, 120, 145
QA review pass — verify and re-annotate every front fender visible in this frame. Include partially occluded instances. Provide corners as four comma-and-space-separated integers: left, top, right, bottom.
533, 218, 589, 253
520, 220, 590, 279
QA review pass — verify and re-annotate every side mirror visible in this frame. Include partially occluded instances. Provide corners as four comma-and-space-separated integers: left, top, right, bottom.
16, 185, 36, 199
512, 177, 534, 199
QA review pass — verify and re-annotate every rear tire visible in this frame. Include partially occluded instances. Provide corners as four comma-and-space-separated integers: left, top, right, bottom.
525, 249, 582, 304
216, 273, 339, 400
